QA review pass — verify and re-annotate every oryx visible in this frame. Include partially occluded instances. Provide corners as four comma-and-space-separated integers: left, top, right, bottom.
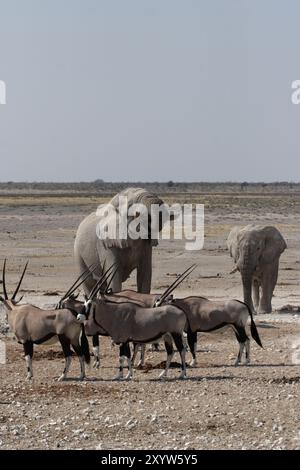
0, 260, 90, 381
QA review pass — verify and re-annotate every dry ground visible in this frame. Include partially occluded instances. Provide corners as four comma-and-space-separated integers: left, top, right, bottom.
0, 188, 300, 449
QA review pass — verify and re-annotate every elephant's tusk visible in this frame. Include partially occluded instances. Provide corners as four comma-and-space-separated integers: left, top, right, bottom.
229, 266, 238, 274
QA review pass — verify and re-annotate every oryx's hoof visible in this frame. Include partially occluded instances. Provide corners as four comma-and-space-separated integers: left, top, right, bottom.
179, 374, 187, 380
57, 375, 65, 382
93, 360, 100, 369
113, 375, 123, 381
189, 359, 197, 367
27, 374, 33, 381
234, 360, 241, 367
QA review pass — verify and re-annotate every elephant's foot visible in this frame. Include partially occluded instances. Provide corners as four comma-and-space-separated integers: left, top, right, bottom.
257, 307, 272, 314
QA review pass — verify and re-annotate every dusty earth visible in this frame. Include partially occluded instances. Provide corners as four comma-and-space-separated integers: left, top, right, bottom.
0, 188, 300, 450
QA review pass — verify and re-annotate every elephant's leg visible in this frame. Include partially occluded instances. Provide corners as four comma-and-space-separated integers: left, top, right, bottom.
258, 261, 278, 314
252, 280, 260, 312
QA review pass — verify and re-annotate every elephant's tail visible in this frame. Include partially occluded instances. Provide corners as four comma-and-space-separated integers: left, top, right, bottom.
242, 301, 263, 348
80, 325, 91, 364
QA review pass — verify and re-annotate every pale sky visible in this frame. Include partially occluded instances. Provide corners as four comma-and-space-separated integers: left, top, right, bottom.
0, 0, 300, 182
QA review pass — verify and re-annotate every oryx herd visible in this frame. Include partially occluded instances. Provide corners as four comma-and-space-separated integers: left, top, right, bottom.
0, 260, 263, 381
2, 186, 284, 382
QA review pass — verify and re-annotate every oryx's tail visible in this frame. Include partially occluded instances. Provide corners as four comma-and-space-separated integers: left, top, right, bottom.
243, 302, 263, 348
80, 325, 91, 364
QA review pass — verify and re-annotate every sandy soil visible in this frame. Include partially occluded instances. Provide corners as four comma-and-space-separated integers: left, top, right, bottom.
0, 189, 300, 450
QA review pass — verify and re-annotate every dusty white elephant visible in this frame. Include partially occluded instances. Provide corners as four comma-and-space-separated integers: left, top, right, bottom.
227, 225, 287, 314
74, 187, 168, 294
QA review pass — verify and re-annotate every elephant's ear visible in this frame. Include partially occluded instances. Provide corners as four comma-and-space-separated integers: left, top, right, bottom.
261, 226, 287, 264
226, 226, 241, 262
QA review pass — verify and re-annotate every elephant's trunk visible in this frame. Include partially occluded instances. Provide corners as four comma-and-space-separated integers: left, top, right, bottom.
241, 270, 253, 308
238, 247, 256, 310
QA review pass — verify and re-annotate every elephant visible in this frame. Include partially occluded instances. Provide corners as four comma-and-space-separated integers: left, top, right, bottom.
227, 225, 287, 314
74, 187, 168, 295
74, 187, 170, 365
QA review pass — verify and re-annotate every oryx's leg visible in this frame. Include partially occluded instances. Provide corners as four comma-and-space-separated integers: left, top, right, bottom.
138, 344, 146, 367
172, 333, 187, 379
114, 344, 127, 380
182, 332, 189, 351
132, 343, 145, 367
245, 338, 250, 365
187, 330, 197, 367
92, 335, 100, 369
233, 325, 249, 366
159, 335, 174, 379
132, 343, 139, 366
58, 335, 72, 381
124, 343, 133, 380
23, 341, 33, 380
72, 344, 86, 380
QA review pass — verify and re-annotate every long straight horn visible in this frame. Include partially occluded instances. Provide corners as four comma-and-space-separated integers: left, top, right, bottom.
61, 263, 98, 301
2, 259, 8, 300
156, 264, 196, 306
88, 263, 116, 300
11, 261, 29, 301
159, 264, 196, 300
104, 266, 119, 294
